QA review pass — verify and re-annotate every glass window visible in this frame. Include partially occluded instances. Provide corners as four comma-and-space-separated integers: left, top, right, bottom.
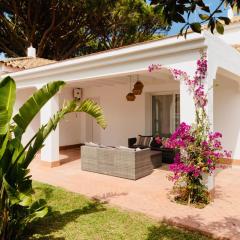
152, 94, 180, 137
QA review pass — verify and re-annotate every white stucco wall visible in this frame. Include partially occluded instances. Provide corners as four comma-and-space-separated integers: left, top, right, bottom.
214, 76, 240, 159
79, 78, 179, 147
59, 87, 82, 146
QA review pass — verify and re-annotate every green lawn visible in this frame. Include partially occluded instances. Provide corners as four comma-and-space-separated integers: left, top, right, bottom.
25, 182, 213, 240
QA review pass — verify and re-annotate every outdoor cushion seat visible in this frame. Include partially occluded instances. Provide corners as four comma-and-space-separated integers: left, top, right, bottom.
128, 135, 176, 164
128, 135, 152, 149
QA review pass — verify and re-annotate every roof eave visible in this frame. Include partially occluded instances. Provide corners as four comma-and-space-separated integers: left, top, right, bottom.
2, 32, 206, 83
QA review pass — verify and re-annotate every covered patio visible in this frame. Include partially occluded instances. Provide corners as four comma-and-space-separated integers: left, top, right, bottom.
5, 31, 240, 166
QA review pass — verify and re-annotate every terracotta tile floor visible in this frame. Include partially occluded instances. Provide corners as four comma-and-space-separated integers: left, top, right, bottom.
31, 148, 240, 239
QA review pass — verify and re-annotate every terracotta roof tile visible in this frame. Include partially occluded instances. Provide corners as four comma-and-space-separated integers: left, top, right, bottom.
0, 57, 56, 70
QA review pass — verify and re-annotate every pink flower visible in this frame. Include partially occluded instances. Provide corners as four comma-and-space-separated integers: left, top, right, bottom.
149, 53, 231, 188
224, 150, 232, 158
148, 64, 162, 72
193, 171, 200, 177
202, 141, 209, 148
155, 136, 162, 145
207, 158, 212, 165
209, 132, 222, 140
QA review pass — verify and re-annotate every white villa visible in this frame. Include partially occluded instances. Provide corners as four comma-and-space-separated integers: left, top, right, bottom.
2, 16, 240, 167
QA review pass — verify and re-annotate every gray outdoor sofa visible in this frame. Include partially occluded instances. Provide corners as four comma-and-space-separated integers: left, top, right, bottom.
81, 146, 162, 180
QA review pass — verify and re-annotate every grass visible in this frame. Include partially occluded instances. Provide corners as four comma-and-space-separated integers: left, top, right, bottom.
24, 181, 213, 240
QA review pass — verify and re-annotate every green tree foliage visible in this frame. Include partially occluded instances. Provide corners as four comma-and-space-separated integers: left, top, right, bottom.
151, 0, 240, 36
0, 0, 168, 60
85, 0, 167, 51
0, 76, 106, 239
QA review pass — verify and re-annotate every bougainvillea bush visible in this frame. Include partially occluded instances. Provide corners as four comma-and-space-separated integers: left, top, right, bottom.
149, 52, 231, 207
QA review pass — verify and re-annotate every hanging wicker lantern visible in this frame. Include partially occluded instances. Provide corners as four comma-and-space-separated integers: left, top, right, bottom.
132, 87, 142, 95
126, 92, 136, 101
132, 75, 144, 95
133, 81, 144, 90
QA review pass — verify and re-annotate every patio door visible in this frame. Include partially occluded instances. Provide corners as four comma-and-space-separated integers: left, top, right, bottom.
152, 94, 180, 137
86, 97, 101, 143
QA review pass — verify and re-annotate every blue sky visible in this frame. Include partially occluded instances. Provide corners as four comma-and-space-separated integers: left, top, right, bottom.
167, 0, 229, 35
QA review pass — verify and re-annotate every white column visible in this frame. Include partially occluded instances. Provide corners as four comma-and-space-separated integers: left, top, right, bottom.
205, 72, 215, 132
179, 61, 196, 125
179, 58, 216, 198
180, 79, 195, 124
204, 61, 216, 198
179, 59, 216, 129
39, 90, 60, 165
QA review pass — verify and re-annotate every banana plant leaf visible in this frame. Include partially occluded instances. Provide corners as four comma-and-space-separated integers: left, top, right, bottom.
0, 77, 106, 239
22, 99, 106, 168
3, 176, 32, 206
13, 81, 65, 139
0, 77, 16, 135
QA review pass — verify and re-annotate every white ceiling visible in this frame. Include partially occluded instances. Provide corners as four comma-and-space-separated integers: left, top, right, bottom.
66, 69, 177, 88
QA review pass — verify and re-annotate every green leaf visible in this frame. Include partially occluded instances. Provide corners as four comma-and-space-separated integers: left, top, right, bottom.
74, 99, 107, 129
173, 13, 185, 23
208, 19, 216, 33
0, 76, 16, 135
20, 199, 48, 225
30, 199, 47, 214
216, 20, 224, 34
218, 17, 231, 25
199, 14, 209, 21
19, 193, 32, 207
232, 5, 239, 14
27, 206, 48, 223
190, 23, 202, 33
3, 176, 32, 206
3, 176, 21, 205
13, 81, 65, 138
201, 6, 210, 13
0, 131, 9, 160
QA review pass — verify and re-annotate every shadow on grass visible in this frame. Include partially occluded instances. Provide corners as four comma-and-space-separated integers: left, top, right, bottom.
92, 191, 128, 203
24, 196, 106, 239
146, 224, 210, 240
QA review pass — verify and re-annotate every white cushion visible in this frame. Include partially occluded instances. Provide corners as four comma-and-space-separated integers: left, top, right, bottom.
118, 146, 129, 149
118, 146, 135, 152
85, 142, 99, 147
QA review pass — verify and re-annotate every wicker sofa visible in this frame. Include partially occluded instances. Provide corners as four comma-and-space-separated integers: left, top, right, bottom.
81, 146, 161, 180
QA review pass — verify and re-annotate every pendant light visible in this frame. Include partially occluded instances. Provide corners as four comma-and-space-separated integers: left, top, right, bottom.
133, 75, 144, 95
